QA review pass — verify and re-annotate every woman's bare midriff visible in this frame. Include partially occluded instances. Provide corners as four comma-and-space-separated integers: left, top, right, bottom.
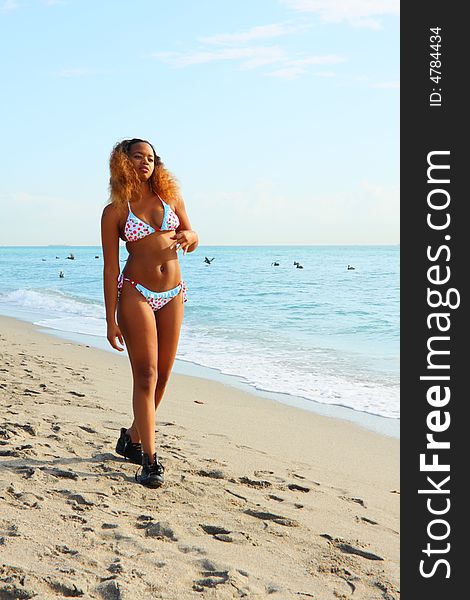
121, 230, 181, 291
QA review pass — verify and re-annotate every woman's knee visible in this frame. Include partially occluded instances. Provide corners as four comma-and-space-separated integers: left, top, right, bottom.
133, 364, 158, 391
156, 371, 171, 389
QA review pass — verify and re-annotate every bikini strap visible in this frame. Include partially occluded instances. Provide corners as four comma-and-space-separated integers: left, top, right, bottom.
117, 274, 138, 289
157, 193, 168, 208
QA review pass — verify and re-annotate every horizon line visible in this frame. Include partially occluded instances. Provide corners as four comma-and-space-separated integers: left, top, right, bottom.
0, 243, 400, 248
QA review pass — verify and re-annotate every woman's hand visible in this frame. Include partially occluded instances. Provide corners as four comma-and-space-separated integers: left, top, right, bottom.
107, 322, 125, 352
170, 230, 198, 254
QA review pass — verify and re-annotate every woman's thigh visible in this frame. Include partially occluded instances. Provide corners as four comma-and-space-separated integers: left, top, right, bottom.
155, 289, 185, 379
117, 282, 158, 381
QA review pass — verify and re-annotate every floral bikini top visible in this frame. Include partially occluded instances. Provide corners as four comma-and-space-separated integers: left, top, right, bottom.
124, 195, 180, 242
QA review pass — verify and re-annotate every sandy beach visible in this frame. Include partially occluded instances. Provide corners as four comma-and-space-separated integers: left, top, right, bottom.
0, 314, 399, 599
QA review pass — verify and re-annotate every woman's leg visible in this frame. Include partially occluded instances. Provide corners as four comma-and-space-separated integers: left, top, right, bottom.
154, 289, 185, 412
117, 282, 158, 457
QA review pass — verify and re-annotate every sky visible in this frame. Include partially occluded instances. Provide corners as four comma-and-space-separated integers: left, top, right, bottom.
0, 0, 399, 246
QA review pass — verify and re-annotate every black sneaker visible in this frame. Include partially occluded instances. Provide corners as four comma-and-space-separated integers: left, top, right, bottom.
115, 427, 143, 465
135, 452, 165, 487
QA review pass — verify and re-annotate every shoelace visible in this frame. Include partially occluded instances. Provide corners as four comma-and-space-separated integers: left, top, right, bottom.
135, 457, 165, 481
149, 459, 165, 475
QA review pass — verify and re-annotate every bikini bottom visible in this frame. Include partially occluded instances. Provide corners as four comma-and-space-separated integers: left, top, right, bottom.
117, 273, 188, 312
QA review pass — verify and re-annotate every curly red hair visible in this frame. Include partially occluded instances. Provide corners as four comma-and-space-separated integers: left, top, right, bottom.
108, 138, 181, 211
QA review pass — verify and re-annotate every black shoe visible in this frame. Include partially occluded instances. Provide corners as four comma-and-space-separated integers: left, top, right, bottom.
115, 427, 143, 465
135, 452, 165, 487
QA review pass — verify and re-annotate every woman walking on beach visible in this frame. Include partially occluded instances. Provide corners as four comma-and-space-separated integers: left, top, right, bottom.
101, 138, 198, 487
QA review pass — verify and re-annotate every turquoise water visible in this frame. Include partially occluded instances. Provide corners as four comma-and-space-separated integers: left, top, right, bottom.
0, 245, 399, 419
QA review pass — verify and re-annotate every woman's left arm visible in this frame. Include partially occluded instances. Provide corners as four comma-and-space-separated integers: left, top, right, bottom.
170, 196, 199, 255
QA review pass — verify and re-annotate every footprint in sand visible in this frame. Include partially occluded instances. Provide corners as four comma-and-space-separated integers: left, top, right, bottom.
267, 494, 285, 503
199, 524, 248, 544
355, 515, 399, 536
23, 389, 41, 396
43, 467, 80, 481
235, 444, 268, 455
68, 390, 86, 398
78, 425, 98, 434
340, 496, 367, 508
197, 468, 226, 479
55, 544, 79, 556
177, 544, 207, 555
320, 534, 384, 561
244, 509, 300, 528
144, 520, 180, 542
193, 559, 231, 592
253, 470, 286, 485
224, 487, 252, 503
0, 448, 20, 457
288, 470, 321, 486
358, 516, 378, 525
287, 483, 311, 493
238, 476, 272, 489
2, 422, 38, 437
200, 524, 231, 536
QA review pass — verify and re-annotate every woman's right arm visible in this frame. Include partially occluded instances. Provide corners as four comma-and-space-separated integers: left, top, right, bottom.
101, 204, 124, 351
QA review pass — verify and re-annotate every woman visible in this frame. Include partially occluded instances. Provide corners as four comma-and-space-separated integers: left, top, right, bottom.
101, 138, 198, 487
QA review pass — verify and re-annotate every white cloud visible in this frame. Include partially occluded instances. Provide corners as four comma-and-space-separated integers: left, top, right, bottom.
280, 0, 399, 29
1, 0, 19, 12
1, 0, 66, 12
268, 54, 345, 79
266, 65, 304, 80
371, 80, 400, 89
198, 22, 309, 45
151, 46, 287, 69
316, 71, 336, 77
151, 17, 346, 80
152, 45, 345, 79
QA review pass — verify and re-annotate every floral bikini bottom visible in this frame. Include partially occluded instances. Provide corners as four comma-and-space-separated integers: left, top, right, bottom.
117, 273, 188, 312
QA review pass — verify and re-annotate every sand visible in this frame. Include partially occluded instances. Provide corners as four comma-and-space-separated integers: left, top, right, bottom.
0, 315, 399, 599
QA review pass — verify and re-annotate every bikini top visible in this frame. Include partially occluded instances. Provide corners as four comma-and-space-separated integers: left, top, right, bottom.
124, 195, 180, 242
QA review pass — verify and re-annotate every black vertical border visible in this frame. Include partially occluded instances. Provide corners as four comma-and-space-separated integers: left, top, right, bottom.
401, 3, 466, 598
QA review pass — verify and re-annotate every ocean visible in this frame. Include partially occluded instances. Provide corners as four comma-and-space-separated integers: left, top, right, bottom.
0, 245, 399, 423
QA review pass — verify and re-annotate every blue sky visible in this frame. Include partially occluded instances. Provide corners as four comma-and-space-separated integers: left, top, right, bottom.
0, 0, 399, 246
